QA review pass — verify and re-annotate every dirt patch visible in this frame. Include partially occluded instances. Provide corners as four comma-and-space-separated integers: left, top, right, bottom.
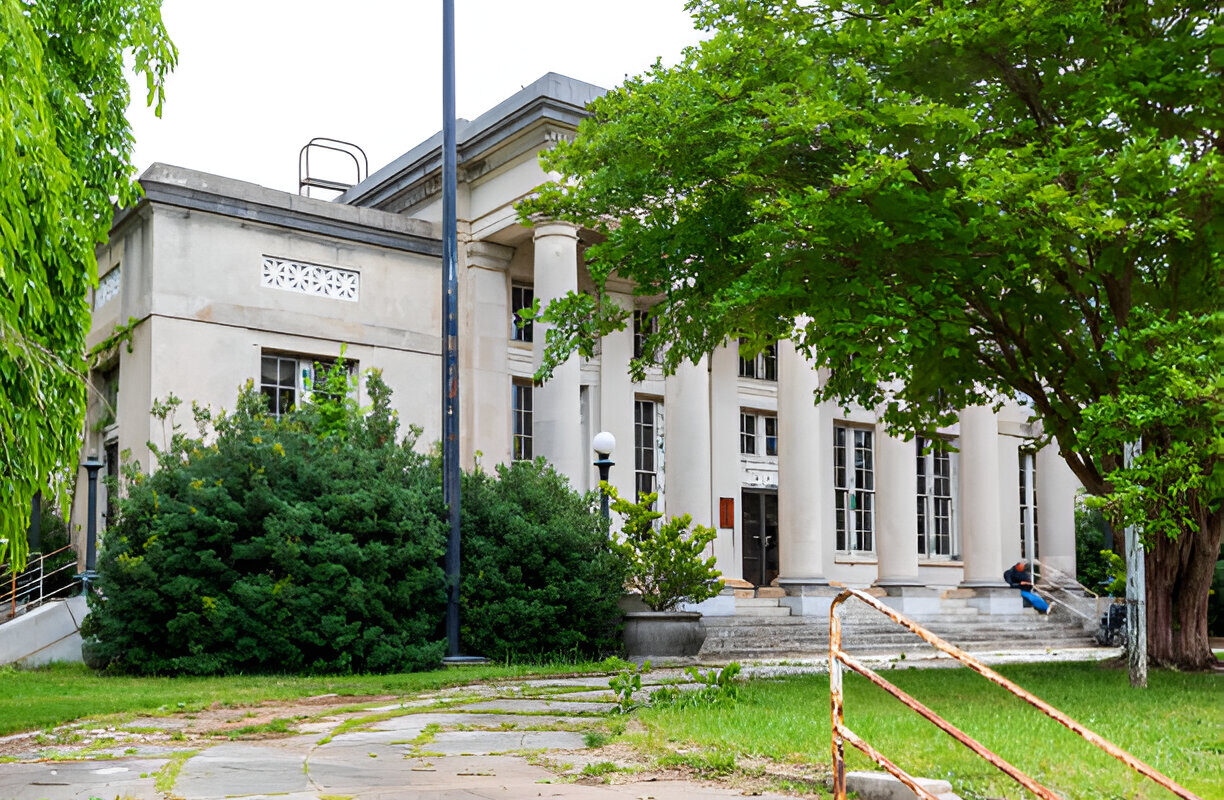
547, 742, 830, 797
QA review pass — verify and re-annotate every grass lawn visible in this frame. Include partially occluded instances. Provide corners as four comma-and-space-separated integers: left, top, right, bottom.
633, 661, 1221, 800
0, 660, 617, 737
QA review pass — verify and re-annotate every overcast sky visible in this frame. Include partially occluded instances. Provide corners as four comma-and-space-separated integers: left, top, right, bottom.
127, 0, 704, 195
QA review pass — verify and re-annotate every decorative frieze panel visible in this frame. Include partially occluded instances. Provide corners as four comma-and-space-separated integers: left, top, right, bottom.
95, 267, 121, 308
260, 257, 359, 301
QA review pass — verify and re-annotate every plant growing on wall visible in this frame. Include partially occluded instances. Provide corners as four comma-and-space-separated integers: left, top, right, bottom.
607, 485, 723, 612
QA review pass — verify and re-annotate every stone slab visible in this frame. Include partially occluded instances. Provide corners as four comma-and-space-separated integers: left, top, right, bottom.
0, 758, 165, 800
425, 729, 588, 755
846, 769, 957, 800
458, 698, 616, 714
174, 742, 311, 799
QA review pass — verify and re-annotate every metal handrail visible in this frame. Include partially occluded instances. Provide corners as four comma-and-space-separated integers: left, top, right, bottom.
1, 546, 80, 621
829, 585, 1202, 800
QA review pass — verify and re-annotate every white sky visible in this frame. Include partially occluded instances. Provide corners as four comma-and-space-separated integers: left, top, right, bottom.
127, 0, 704, 195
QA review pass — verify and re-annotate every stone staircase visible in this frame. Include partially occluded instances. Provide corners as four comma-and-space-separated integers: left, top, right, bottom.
701, 590, 1100, 661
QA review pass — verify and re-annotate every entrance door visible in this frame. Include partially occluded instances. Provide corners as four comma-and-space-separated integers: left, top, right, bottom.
741, 490, 779, 587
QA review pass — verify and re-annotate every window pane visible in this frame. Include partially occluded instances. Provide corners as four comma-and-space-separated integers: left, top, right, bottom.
261, 356, 279, 385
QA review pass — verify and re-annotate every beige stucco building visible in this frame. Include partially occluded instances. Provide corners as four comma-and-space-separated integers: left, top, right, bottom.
79, 73, 1078, 618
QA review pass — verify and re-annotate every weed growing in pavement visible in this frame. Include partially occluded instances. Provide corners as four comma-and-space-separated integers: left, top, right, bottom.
609, 660, 650, 713
651, 663, 741, 709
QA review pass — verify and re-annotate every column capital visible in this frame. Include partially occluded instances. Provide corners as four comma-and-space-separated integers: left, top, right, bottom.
532, 219, 580, 241
465, 240, 514, 272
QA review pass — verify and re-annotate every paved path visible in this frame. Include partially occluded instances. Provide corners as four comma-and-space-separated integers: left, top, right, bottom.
0, 647, 1123, 800
0, 669, 808, 800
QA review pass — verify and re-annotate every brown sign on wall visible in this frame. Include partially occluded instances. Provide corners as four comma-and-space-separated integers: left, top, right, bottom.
719, 497, 735, 529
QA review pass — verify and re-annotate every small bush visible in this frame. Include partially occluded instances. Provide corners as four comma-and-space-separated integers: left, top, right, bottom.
82, 367, 448, 674
606, 486, 722, 612
459, 460, 626, 660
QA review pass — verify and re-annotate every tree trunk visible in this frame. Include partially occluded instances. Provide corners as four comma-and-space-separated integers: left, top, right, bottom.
1145, 507, 1222, 670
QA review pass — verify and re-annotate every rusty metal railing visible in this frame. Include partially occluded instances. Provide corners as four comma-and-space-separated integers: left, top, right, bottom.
829, 586, 1202, 800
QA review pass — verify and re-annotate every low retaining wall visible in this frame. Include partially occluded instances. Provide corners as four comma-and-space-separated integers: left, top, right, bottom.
0, 595, 88, 666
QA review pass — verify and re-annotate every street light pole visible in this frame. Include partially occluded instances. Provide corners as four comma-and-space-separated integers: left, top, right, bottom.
592, 431, 616, 521
441, 0, 462, 662
81, 457, 103, 595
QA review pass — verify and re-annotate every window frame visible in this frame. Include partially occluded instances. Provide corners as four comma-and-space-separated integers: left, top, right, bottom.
738, 343, 778, 381
739, 410, 779, 457
634, 398, 664, 505
633, 309, 657, 361
1019, 449, 1039, 560
916, 435, 958, 560
511, 381, 533, 461
259, 352, 349, 419
834, 424, 875, 554
510, 283, 534, 343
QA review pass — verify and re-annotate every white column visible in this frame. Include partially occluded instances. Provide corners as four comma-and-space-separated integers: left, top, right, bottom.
532, 222, 583, 486
709, 342, 741, 579
464, 241, 514, 468
597, 288, 636, 506
874, 428, 920, 586
996, 434, 1023, 569
959, 406, 1007, 587
1037, 444, 1079, 580
777, 340, 827, 582
663, 357, 712, 528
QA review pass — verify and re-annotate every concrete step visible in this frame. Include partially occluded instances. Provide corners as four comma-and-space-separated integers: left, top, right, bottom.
699, 604, 1095, 660
735, 597, 783, 608
734, 606, 793, 617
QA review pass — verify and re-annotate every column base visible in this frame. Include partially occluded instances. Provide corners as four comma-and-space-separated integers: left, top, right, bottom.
777, 578, 838, 617
874, 584, 942, 619
956, 585, 1024, 616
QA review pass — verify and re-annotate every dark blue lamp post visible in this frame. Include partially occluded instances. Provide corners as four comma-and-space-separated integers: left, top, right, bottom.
80, 456, 103, 594
592, 431, 616, 520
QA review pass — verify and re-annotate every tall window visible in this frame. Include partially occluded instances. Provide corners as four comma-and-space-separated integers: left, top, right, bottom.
834, 425, 874, 553
738, 343, 777, 381
635, 399, 662, 502
512, 382, 533, 461
916, 437, 956, 558
740, 412, 757, 454
511, 284, 534, 342
1019, 451, 1039, 559
740, 411, 778, 456
633, 309, 657, 360
259, 353, 344, 419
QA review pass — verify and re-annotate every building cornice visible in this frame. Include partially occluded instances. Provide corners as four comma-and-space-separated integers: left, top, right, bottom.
114, 164, 443, 258
339, 73, 605, 212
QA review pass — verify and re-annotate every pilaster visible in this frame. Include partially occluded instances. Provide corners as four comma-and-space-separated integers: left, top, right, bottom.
1037, 444, 1079, 580
874, 428, 921, 587
663, 357, 712, 528
709, 342, 742, 579
777, 340, 829, 587
531, 221, 583, 486
464, 240, 514, 468
597, 289, 636, 507
959, 406, 1007, 588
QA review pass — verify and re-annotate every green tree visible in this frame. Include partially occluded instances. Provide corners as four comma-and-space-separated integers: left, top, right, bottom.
0, 0, 176, 571
522, 1, 1221, 668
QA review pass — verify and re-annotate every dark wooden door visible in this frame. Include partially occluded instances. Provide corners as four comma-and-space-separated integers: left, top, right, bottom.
741, 490, 779, 587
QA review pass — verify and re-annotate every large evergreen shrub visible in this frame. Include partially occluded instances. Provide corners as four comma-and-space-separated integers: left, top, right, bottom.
459, 460, 625, 659
82, 368, 448, 674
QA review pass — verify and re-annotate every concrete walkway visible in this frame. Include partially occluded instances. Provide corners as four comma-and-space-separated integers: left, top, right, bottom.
0, 647, 1122, 800
0, 669, 811, 800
